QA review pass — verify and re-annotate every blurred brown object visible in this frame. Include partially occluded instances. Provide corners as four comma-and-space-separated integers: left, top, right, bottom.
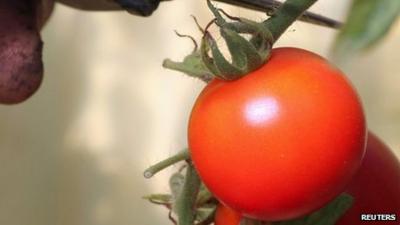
0, 0, 54, 104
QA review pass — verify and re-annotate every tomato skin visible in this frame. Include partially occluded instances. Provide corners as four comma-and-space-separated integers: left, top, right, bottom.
213, 133, 400, 225
188, 47, 366, 221
215, 204, 242, 225
337, 132, 400, 225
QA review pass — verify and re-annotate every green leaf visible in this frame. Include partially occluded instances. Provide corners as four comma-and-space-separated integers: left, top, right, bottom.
333, 0, 400, 58
273, 193, 353, 225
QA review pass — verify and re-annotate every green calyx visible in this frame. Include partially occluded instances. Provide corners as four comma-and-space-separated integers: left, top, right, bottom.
163, 0, 320, 81
163, 0, 274, 81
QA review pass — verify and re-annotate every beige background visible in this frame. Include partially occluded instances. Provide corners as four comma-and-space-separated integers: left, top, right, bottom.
0, 1, 399, 225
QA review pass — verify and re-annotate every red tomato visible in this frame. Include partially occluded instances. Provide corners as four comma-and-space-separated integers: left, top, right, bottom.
337, 132, 400, 225
188, 47, 366, 221
215, 204, 242, 225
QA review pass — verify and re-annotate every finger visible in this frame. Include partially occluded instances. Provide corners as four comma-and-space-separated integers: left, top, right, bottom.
0, 0, 49, 104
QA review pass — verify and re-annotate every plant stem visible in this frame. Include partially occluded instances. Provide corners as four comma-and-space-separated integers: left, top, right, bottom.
262, 0, 319, 42
176, 162, 202, 225
143, 149, 190, 178
213, 0, 341, 29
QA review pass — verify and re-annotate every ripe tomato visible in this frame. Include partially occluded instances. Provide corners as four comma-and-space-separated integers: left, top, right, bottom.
188, 47, 366, 221
215, 204, 241, 225
337, 132, 400, 225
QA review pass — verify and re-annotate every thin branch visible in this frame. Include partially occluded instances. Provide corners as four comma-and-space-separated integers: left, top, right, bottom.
212, 0, 342, 29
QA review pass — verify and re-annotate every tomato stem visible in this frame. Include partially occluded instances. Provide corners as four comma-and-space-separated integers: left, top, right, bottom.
263, 0, 319, 42
176, 162, 201, 225
143, 149, 190, 178
212, 0, 341, 29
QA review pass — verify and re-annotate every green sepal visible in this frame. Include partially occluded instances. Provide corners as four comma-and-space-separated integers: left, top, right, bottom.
142, 194, 173, 205
200, 33, 223, 79
221, 28, 264, 73
217, 17, 273, 59
200, 0, 273, 80
207, 0, 228, 27
164, 0, 274, 81
163, 51, 214, 82
203, 31, 244, 79
207, 0, 273, 43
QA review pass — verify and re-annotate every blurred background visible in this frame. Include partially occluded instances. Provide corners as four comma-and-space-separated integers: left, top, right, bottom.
0, 1, 399, 225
